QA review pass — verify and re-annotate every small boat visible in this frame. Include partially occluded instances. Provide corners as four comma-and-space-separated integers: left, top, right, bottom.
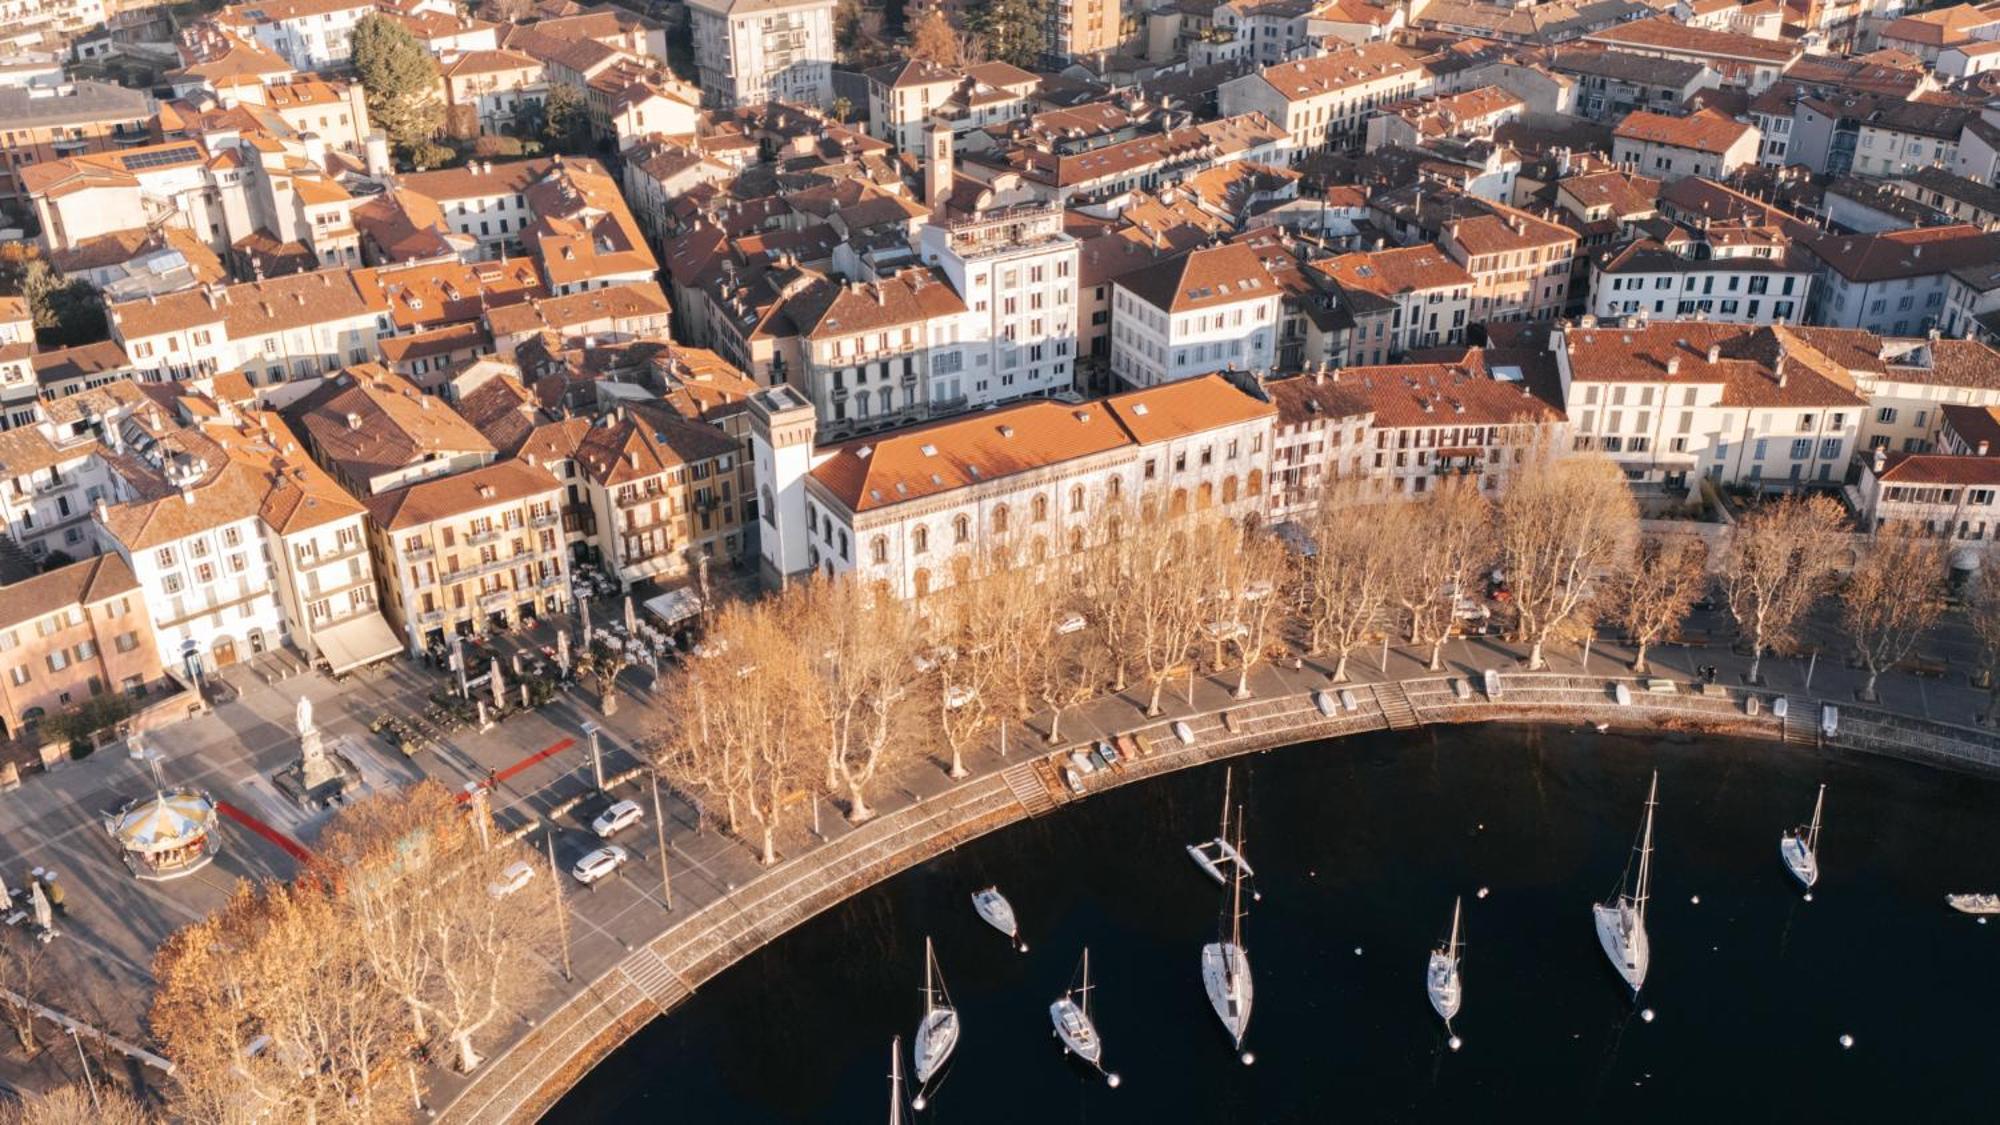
1592, 771, 1657, 994
888, 1035, 905, 1125
1427, 896, 1464, 1026
1187, 767, 1257, 890
1200, 815, 1255, 1063
1947, 893, 2000, 915
1780, 783, 1824, 890
1050, 948, 1118, 1086
971, 886, 1025, 951
911, 938, 959, 1104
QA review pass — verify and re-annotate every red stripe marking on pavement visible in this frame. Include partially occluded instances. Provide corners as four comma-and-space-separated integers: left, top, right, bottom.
457, 737, 577, 802
216, 801, 313, 864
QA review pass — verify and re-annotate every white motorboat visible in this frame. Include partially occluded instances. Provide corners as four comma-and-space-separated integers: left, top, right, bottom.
1050, 948, 1117, 1085
1200, 815, 1255, 1062
1426, 896, 1464, 1025
911, 937, 959, 1104
1947, 893, 2000, 915
1188, 767, 1257, 889
971, 886, 1025, 950
1780, 783, 1824, 890
1592, 771, 1657, 994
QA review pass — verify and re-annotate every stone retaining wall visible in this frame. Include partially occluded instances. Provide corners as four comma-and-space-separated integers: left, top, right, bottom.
438, 672, 2000, 1123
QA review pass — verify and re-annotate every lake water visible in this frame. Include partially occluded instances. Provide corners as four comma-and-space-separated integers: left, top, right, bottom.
550, 724, 2000, 1122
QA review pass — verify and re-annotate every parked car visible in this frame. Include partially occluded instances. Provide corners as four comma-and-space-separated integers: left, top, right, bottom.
488, 860, 535, 899
592, 799, 644, 838
572, 845, 629, 885
1054, 612, 1088, 636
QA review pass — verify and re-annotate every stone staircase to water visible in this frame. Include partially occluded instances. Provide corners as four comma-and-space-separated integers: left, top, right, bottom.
1001, 760, 1058, 817
1373, 681, 1422, 730
620, 949, 691, 1014
1782, 695, 1816, 747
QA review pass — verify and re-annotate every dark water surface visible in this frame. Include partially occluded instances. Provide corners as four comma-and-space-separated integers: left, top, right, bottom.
550, 725, 2000, 1122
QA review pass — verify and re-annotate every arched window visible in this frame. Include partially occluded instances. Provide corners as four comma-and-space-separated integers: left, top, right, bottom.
871, 536, 888, 565
1170, 488, 1189, 516
952, 555, 973, 585
1197, 481, 1215, 510
913, 568, 931, 598
1032, 494, 1049, 522
1221, 476, 1238, 504
1069, 485, 1085, 513
1247, 469, 1263, 497
913, 526, 929, 554
1108, 516, 1124, 541
1032, 536, 1048, 563
993, 505, 1010, 533
1069, 526, 1085, 553
1107, 476, 1122, 502
837, 530, 849, 560
954, 514, 971, 543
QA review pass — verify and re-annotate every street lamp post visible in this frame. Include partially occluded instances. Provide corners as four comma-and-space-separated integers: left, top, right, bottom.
69, 1026, 97, 1112
650, 772, 672, 911
546, 830, 572, 982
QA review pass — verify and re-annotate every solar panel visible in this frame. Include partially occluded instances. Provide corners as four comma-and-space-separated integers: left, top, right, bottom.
120, 145, 201, 172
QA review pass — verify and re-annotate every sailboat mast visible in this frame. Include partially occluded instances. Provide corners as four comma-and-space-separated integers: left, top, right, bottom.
1229, 810, 1246, 948
1080, 948, 1092, 1019
1633, 772, 1658, 919
1449, 896, 1462, 959
1809, 784, 1825, 850
889, 1036, 903, 1125
923, 937, 933, 1012
1219, 768, 1233, 842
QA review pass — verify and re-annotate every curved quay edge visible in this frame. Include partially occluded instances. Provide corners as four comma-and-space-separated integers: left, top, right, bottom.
437, 672, 2000, 1124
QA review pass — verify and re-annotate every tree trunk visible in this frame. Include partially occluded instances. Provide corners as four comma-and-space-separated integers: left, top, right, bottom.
1527, 637, 1546, 672
1427, 635, 1446, 672
1234, 661, 1252, 699
1047, 706, 1064, 744
760, 826, 777, 866
1147, 678, 1166, 716
948, 743, 967, 779
454, 1032, 482, 1074
1862, 666, 1880, 701
846, 782, 873, 824
600, 688, 618, 716
1331, 651, 1349, 684
1632, 640, 1651, 676
1747, 646, 1764, 686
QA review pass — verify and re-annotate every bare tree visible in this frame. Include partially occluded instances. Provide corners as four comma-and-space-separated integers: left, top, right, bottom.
1129, 516, 1213, 716
1499, 450, 1638, 670
1395, 479, 1494, 671
811, 579, 920, 822
1077, 505, 1141, 696
1208, 525, 1289, 698
1722, 493, 1848, 685
2, 1084, 153, 1125
1841, 523, 1950, 701
1967, 546, 2000, 723
1298, 484, 1401, 682
926, 579, 1000, 779
1027, 564, 1106, 744
1616, 532, 1711, 674
0, 924, 52, 1055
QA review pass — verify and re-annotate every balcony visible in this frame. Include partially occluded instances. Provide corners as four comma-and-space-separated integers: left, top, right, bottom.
478, 589, 517, 612
418, 610, 444, 627
466, 528, 502, 547
297, 540, 370, 569
531, 512, 559, 529
405, 545, 435, 563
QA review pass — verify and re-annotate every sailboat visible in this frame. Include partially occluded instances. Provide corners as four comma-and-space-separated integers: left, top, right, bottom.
1780, 783, 1824, 890
1426, 896, 1464, 1035
1200, 814, 1255, 1064
1050, 948, 1119, 1086
911, 937, 958, 1109
888, 1036, 905, 1125
1592, 771, 1657, 994
1188, 768, 1257, 892
971, 886, 1025, 951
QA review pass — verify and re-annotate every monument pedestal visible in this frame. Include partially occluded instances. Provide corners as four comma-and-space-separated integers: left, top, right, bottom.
274, 699, 363, 810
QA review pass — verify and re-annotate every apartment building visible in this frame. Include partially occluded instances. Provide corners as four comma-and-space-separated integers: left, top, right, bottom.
573, 410, 744, 585
286, 365, 498, 496
1805, 225, 2000, 337
1217, 42, 1433, 156
754, 374, 1275, 597
1589, 222, 1813, 325
442, 49, 548, 137
0, 81, 154, 209
1582, 16, 1798, 92
1440, 204, 1577, 324
364, 458, 571, 655
781, 270, 972, 438
1851, 336, 2000, 454
1612, 109, 1761, 182
1314, 246, 1474, 357
1549, 48, 1719, 123
687, 0, 835, 109
865, 59, 1040, 152
106, 269, 389, 386
1110, 242, 1282, 388
215, 0, 376, 72
0, 555, 163, 740
1554, 321, 1866, 496
917, 202, 1081, 412
1856, 445, 2000, 559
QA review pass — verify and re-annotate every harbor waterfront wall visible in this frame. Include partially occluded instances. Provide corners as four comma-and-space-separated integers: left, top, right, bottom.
437, 672, 2000, 1124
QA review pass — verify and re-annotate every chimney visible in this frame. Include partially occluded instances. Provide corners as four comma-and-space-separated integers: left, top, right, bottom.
1706, 344, 1721, 364
1982, 440, 1992, 457
1666, 355, 1680, 375
1872, 446, 1887, 475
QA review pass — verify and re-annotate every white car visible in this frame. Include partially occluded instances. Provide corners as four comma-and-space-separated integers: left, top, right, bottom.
1054, 612, 1088, 636
571, 845, 629, 885
591, 799, 644, 838
487, 859, 535, 899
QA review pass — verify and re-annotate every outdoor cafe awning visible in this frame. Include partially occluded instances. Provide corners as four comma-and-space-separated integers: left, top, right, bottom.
316, 612, 404, 674
643, 588, 705, 627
